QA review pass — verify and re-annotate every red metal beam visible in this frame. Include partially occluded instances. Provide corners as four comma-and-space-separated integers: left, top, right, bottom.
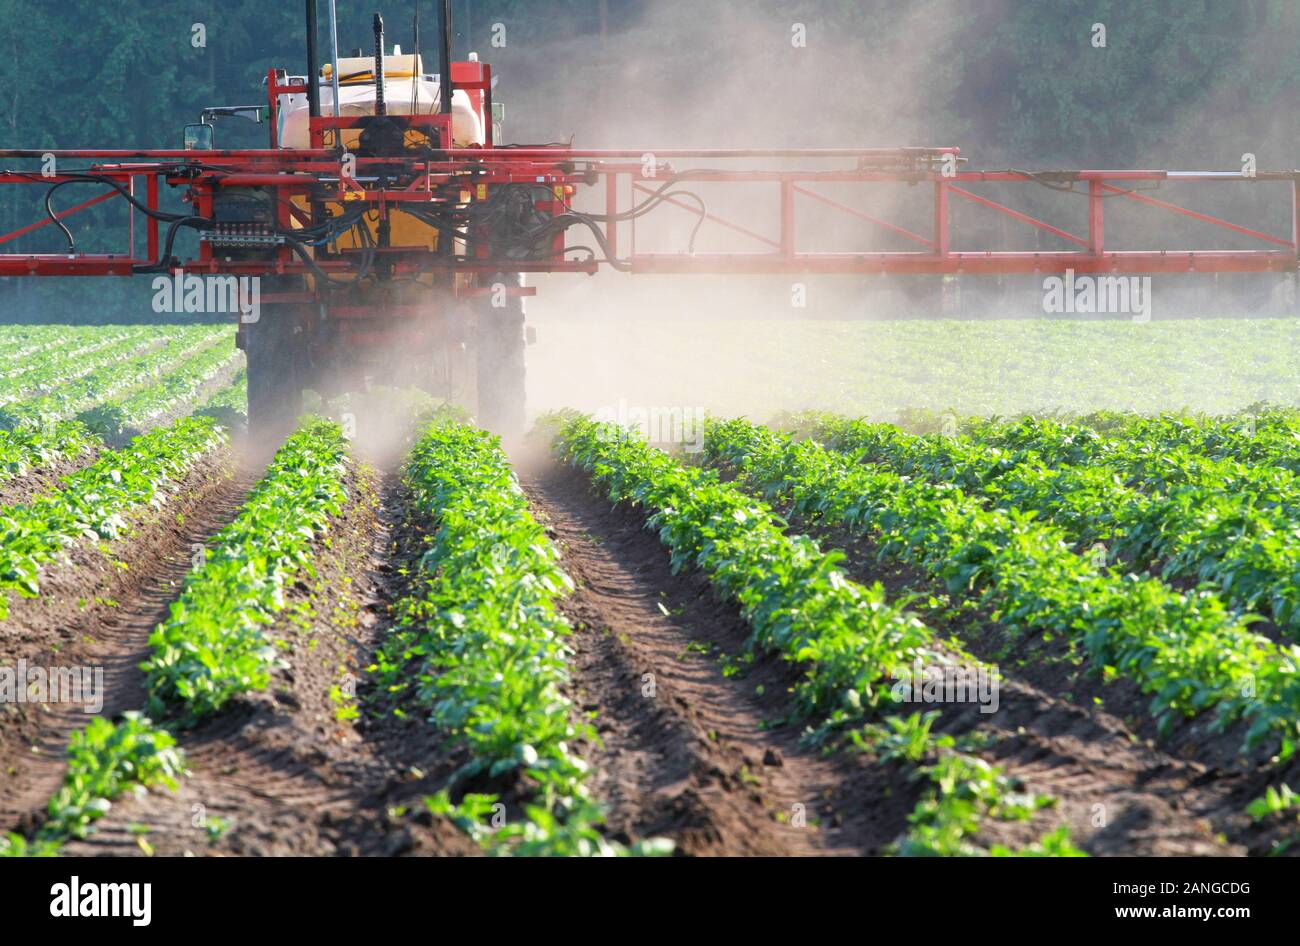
626, 250, 1295, 276
1089, 180, 1104, 255
0, 254, 141, 276
1099, 182, 1294, 248
0, 188, 119, 246
934, 181, 950, 257
947, 185, 1086, 248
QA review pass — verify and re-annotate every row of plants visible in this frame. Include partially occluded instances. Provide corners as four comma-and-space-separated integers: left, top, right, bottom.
0, 333, 61, 364
372, 420, 667, 856
2, 410, 342, 856
0, 326, 228, 431
889, 408, 1300, 494
703, 418, 1300, 758
0, 339, 243, 485
0, 414, 227, 619
962, 411, 1300, 496
0, 324, 132, 364
977, 406, 1300, 473
858, 711, 1082, 857
0, 714, 184, 857
556, 414, 941, 723
79, 339, 243, 440
142, 418, 350, 722
0, 421, 99, 484
808, 414, 1300, 636
0, 328, 159, 405
195, 369, 248, 429
553, 414, 1082, 855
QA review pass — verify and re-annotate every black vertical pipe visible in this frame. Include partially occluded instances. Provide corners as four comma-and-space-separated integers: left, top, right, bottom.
438, 0, 453, 116
373, 13, 387, 117
306, 0, 321, 118
411, 7, 421, 114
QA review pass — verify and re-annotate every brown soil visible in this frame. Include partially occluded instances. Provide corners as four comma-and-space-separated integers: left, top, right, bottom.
0, 448, 102, 510
798, 524, 1294, 855
541, 453, 1282, 856
0, 447, 256, 833
6, 427, 1288, 857
57, 467, 476, 857
518, 461, 920, 855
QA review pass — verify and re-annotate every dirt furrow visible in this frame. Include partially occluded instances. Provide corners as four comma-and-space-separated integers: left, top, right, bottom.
0, 449, 260, 835
518, 461, 912, 856
0, 357, 245, 509
59, 469, 477, 857
0, 450, 103, 511
814, 528, 1257, 855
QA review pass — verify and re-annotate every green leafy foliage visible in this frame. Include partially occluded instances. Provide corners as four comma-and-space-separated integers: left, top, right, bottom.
0, 327, 158, 405
705, 418, 1300, 757
0, 326, 229, 431
142, 419, 350, 722
0, 712, 183, 856
194, 369, 249, 431
553, 414, 940, 727
554, 415, 1084, 854
0, 415, 227, 619
377, 420, 664, 856
812, 411, 1300, 634
0, 421, 98, 483
80, 338, 241, 439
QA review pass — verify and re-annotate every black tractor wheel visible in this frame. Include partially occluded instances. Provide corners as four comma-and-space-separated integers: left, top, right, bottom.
245, 280, 305, 449
476, 271, 527, 435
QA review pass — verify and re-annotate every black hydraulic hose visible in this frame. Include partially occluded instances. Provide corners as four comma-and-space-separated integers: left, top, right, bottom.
41, 173, 199, 253
45, 182, 77, 253
437, 0, 453, 119
132, 216, 212, 273
282, 229, 375, 286
396, 204, 633, 271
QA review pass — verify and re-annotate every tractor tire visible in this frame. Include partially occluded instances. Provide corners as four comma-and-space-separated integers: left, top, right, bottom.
246, 287, 304, 449
476, 272, 527, 435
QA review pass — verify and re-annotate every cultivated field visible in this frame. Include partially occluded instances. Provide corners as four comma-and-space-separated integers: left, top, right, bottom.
531, 317, 1300, 420
1, 322, 1299, 857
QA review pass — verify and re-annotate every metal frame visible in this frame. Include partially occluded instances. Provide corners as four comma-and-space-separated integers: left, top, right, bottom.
0, 78, 1294, 282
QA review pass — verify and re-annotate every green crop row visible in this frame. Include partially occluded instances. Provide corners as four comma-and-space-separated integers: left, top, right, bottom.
0, 328, 159, 405
704, 418, 1300, 758
0, 328, 71, 364
976, 407, 1300, 474
808, 414, 1300, 635
960, 411, 1300, 499
0, 415, 227, 620
375, 421, 664, 856
80, 339, 243, 440
0, 356, 246, 489
554, 414, 1080, 855
3, 416, 347, 857
0, 421, 99, 483
142, 418, 350, 722
0, 325, 137, 363
0, 713, 184, 857
555, 414, 940, 724
0, 327, 228, 431
194, 369, 248, 430
856, 710, 1084, 857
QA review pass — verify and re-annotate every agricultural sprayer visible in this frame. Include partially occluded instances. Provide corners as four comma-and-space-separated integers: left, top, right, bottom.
0, 1, 1294, 436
